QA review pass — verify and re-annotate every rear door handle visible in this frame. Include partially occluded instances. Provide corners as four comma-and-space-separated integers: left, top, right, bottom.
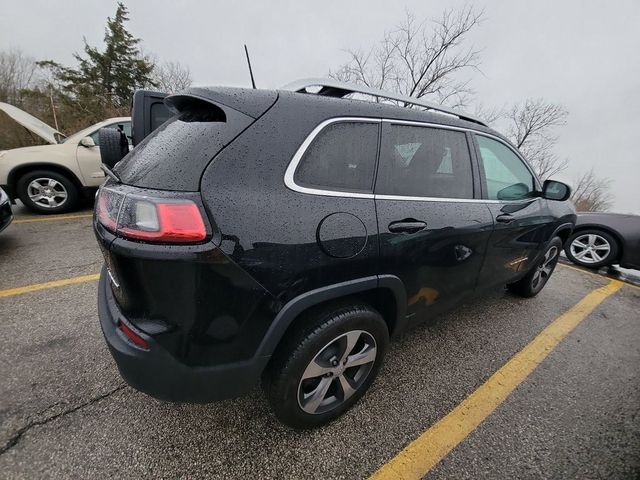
388, 219, 427, 234
496, 214, 515, 224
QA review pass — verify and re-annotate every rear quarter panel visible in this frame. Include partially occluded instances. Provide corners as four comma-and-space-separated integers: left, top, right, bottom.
199, 94, 380, 306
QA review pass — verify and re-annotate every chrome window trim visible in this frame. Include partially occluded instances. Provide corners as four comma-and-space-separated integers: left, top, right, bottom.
284, 117, 541, 205
283, 117, 380, 199
383, 119, 542, 190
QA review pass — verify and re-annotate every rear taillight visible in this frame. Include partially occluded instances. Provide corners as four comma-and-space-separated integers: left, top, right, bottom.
96, 188, 207, 244
96, 187, 120, 233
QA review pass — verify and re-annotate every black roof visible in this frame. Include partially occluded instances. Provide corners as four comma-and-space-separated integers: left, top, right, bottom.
169, 85, 511, 146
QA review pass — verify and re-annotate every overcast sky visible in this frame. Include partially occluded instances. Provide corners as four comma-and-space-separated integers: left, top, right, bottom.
1, 0, 638, 213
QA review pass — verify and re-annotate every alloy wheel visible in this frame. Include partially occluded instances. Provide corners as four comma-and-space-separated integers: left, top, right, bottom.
569, 233, 611, 265
297, 330, 377, 415
531, 245, 559, 290
27, 178, 68, 209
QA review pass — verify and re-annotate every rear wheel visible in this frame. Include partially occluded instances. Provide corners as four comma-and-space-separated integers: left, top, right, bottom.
264, 302, 388, 429
507, 237, 562, 298
565, 229, 619, 268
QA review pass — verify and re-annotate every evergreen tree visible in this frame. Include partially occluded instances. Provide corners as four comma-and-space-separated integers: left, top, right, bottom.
39, 3, 155, 120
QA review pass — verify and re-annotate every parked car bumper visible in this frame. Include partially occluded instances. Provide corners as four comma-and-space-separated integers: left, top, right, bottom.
98, 266, 270, 403
0, 188, 13, 232
0, 184, 14, 203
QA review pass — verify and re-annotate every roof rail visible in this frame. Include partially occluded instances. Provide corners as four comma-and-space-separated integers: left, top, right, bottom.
281, 78, 486, 127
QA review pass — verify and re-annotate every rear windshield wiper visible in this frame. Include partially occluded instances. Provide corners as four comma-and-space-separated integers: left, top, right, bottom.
101, 164, 121, 183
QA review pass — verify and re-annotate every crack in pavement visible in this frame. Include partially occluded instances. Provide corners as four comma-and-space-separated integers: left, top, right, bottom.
0, 384, 126, 456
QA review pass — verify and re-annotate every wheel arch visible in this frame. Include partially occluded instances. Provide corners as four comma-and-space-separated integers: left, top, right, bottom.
255, 275, 407, 359
8, 163, 84, 197
552, 223, 573, 246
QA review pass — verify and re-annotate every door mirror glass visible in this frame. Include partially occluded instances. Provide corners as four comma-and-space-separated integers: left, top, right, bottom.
496, 182, 530, 201
542, 179, 571, 201
79, 136, 96, 148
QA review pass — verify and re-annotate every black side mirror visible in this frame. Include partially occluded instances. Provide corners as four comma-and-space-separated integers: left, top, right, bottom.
542, 179, 571, 201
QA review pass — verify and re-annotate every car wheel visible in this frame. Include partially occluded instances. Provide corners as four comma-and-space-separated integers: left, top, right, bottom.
507, 237, 562, 298
565, 229, 619, 268
16, 170, 79, 214
264, 301, 389, 429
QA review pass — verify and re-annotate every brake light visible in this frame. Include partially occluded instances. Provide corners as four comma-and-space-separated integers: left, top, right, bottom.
119, 201, 206, 242
96, 188, 207, 244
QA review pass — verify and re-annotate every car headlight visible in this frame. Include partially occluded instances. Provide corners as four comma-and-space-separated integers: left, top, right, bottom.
0, 150, 6, 158
0, 187, 8, 204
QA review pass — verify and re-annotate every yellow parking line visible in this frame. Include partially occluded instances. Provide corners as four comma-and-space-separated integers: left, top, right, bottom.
0, 273, 100, 298
370, 279, 623, 480
12, 213, 93, 224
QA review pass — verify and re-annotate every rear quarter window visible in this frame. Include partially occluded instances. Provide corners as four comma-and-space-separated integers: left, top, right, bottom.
114, 104, 253, 191
294, 121, 379, 193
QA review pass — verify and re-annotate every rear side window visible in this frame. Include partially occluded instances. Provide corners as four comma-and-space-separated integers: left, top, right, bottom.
376, 125, 474, 199
294, 122, 379, 193
476, 135, 535, 201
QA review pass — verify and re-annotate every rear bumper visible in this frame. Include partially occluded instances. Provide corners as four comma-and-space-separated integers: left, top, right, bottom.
98, 267, 270, 402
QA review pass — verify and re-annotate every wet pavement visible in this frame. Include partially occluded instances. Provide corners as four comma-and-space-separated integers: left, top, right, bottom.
0, 204, 638, 479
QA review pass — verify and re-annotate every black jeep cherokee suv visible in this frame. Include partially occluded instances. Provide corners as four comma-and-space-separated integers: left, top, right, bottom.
94, 79, 575, 428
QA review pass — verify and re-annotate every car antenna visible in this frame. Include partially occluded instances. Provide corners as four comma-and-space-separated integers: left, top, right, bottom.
244, 44, 257, 89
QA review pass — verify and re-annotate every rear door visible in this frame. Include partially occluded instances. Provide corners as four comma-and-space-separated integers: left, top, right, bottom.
375, 121, 494, 325
472, 133, 551, 287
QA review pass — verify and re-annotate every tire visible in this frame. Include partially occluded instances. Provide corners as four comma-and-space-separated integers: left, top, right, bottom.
507, 237, 562, 298
263, 301, 389, 429
99, 127, 129, 168
564, 229, 619, 268
16, 170, 79, 214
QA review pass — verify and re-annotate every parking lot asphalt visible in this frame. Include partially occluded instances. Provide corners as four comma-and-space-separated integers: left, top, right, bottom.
0, 204, 638, 479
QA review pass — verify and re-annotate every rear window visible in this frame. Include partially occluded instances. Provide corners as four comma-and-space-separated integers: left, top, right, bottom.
115, 104, 253, 191
294, 121, 379, 193
376, 124, 474, 199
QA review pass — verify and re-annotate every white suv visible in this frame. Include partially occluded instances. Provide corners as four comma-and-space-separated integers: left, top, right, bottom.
0, 102, 130, 213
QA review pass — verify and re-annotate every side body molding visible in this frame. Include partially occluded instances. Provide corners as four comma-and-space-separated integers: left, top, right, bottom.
254, 275, 407, 358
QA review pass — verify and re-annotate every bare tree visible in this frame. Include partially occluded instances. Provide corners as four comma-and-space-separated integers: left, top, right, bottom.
0, 48, 39, 104
571, 168, 613, 212
504, 99, 568, 179
151, 60, 192, 93
330, 7, 482, 108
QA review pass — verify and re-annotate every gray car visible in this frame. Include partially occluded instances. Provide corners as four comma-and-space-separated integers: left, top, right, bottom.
565, 212, 640, 269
